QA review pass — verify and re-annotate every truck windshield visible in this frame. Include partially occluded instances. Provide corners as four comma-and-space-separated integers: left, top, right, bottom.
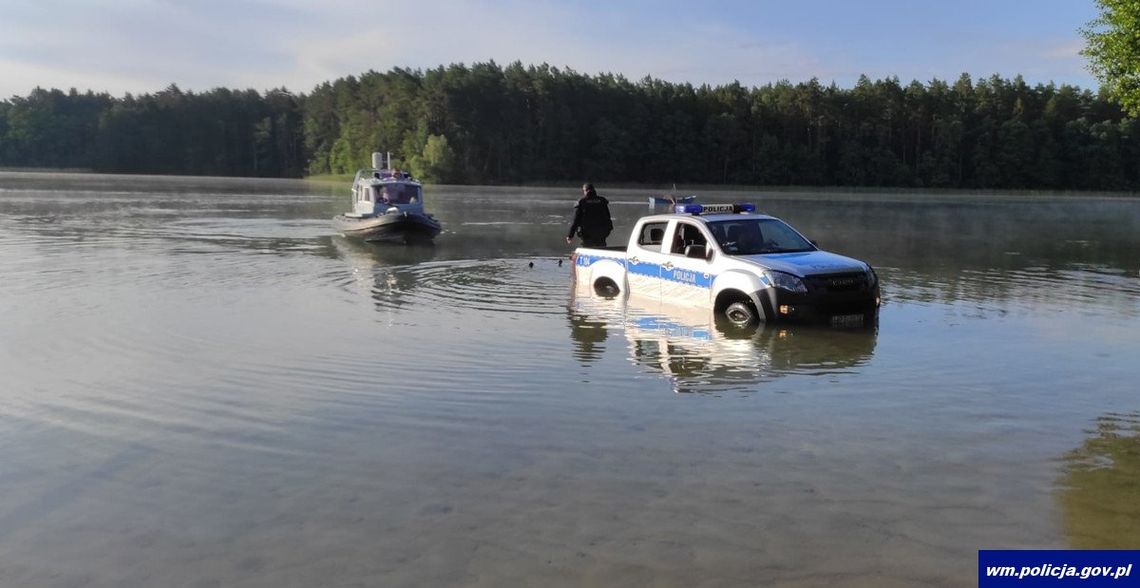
708, 219, 815, 255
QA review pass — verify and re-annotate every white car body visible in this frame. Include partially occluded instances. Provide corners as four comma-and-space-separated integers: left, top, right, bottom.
570, 205, 880, 325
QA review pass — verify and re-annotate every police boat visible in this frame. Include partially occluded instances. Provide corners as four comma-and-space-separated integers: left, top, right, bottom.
648, 185, 697, 207
333, 152, 441, 244
648, 194, 697, 207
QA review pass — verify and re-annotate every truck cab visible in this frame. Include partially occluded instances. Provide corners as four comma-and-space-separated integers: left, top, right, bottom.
571, 203, 881, 327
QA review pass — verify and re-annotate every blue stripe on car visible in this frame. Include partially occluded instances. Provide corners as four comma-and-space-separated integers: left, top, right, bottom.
577, 254, 714, 289
661, 267, 713, 288
628, 260, 659, 279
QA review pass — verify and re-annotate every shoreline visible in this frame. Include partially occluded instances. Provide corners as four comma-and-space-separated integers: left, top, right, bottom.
2, 168, 1137, 199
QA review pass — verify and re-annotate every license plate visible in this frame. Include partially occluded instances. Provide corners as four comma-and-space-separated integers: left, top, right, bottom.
830, 314, 864, 327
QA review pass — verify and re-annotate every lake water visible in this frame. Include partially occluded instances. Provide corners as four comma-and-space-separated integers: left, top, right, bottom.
1, 172, 1138, 587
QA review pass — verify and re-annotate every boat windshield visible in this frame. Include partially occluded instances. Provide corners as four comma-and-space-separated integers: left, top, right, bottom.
707, 219, 815, 255
377, 183, 421, 205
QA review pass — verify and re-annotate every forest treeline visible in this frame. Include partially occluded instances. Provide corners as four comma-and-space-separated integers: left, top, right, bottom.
1, 61, 1138, 190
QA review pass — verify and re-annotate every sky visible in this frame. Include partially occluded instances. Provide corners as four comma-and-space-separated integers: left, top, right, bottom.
0, 0, 1102, 99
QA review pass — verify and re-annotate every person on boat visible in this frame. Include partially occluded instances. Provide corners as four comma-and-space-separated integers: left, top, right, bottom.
566, 183, 613, 247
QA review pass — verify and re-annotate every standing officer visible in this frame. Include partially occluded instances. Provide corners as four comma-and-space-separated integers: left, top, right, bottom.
565, 183, 613, 247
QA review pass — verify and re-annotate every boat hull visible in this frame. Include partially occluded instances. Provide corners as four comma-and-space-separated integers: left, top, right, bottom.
649, 195, 697, 206
334, 212, 441, 243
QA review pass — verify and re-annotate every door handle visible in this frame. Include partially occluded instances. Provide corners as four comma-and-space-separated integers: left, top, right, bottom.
662, 262, 674, 270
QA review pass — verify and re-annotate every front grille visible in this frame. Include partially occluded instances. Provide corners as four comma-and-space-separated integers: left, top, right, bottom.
805, 272, 868, 293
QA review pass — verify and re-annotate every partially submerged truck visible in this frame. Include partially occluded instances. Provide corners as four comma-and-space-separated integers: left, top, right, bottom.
570, 203, 881, 327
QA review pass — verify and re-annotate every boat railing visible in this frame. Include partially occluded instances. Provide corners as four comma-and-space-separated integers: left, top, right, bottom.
355, 168, 417, 182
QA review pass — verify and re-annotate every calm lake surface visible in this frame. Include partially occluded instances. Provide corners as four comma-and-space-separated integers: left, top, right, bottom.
1, 172, 1138, 587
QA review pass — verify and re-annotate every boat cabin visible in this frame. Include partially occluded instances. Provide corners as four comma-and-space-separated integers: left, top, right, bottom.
351, 170, 424, 217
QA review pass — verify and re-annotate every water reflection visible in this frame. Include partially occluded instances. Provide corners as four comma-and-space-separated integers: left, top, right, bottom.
1058, 412, 1140, 549
569, 284, 876, 393
330, 237, 438, 310
566, 308, 610, 365
330, 238, 570, 319
5, 173, 1140, 586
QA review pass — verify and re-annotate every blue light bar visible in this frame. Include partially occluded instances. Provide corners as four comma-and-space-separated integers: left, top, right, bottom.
675, 204, 703, 214
735, 203, 756, 213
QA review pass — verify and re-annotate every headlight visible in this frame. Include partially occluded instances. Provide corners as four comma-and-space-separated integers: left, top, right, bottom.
767, 270, 807, 293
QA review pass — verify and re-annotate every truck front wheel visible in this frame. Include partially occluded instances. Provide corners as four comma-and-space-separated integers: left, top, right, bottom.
724, 301, 758, 327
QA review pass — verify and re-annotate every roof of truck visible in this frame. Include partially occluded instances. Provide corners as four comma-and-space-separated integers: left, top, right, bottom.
638, 212, 780, 224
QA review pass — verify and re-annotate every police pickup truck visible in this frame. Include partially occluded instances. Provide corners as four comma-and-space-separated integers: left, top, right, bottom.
570, 203, 881, 326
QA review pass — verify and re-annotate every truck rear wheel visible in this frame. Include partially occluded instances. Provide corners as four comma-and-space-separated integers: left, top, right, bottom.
724, 301, 758, 327
594, 278, 620, 298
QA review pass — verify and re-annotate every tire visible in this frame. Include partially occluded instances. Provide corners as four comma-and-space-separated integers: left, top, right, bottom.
724, 301, 758, 327
594, 279, 620, 298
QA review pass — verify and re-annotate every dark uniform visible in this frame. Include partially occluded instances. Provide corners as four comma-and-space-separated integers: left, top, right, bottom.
567, 190, 613, 247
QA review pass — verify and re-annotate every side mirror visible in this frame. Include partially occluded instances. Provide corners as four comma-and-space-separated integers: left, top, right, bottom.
684, 244, 708, 259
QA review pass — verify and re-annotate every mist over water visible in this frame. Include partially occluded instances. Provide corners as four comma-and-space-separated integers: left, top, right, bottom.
1, 172, 1138, 586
